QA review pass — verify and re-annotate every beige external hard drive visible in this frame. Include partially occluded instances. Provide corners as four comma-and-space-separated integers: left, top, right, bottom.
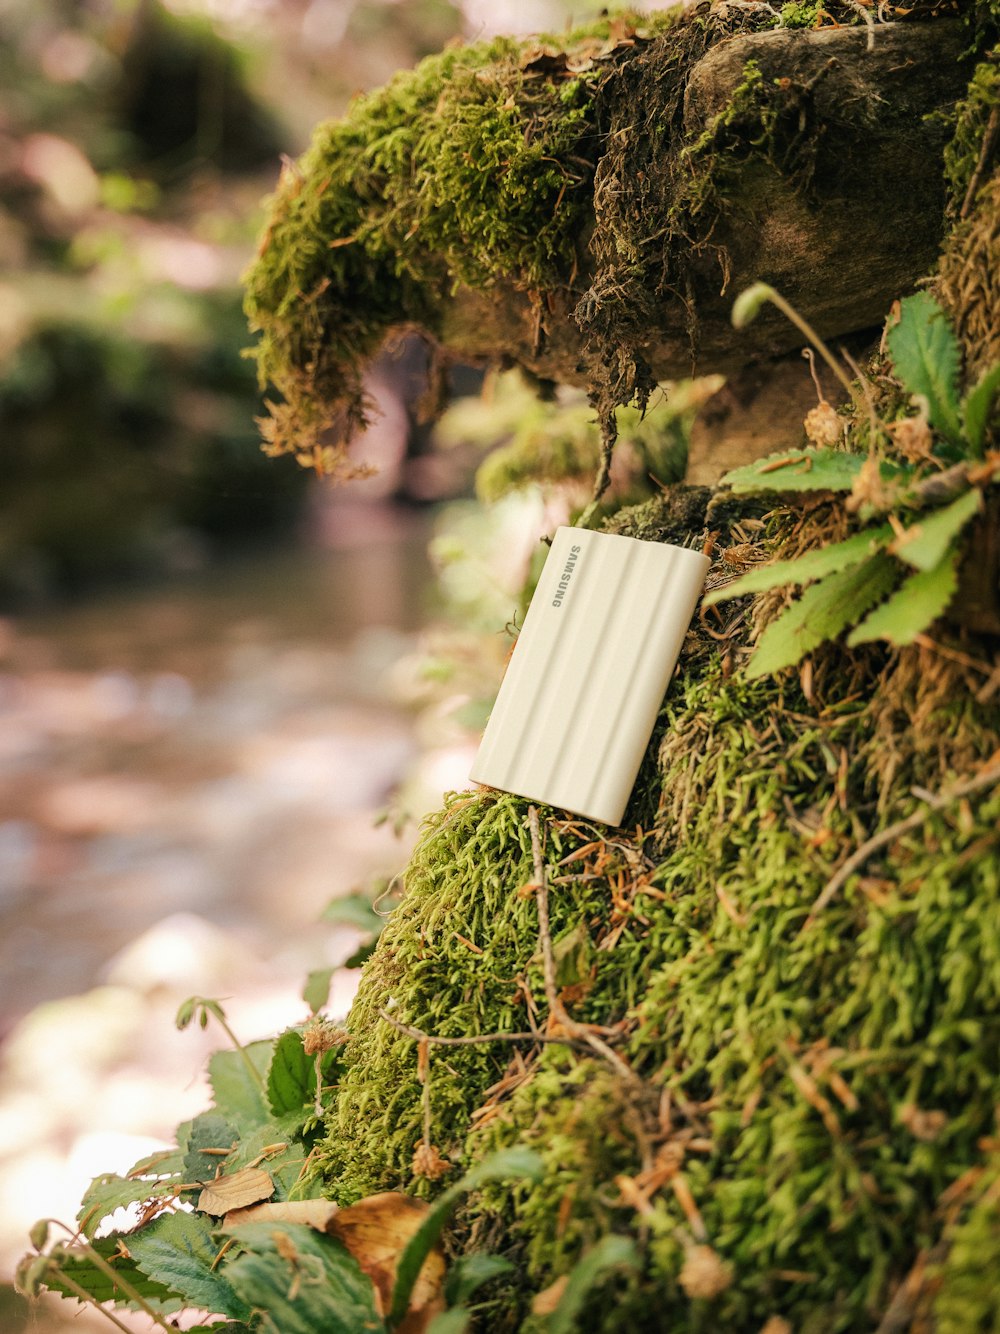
470, 526, 711, 826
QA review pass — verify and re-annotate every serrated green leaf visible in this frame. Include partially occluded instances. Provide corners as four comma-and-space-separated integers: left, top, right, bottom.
963, 362, 1000, 457
390, 1148, 543, 1326
303, 967, 334, 1013
184, 1112, 237, 1185
29, 1235, 186, 1310
890, 488, 981, 571
222, 1116, 311, 1197
224, 1221, 383, 1334
704, 525, 893, 606
547, 1235, 640, 1334
444, 1253, 514, 1307
267, 1029, 315, 1119
127, 1147, 187, 1179
77, 1172, 182, 1239
127, 1210, 250, 1319
321, 892, 383, 932
848, 550, 960, 646
746, 555, 899, 679
720, 448, 866, 494
209, 1042, 272, 1128
886, 292, 962, 441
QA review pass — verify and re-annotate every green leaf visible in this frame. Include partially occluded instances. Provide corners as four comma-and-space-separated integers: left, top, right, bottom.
303, 967, 333, 1013
886, 292, 962, 442
26, 1236, 186, 1310
546, 1235, 640, 1334
267, 1030, 315, 1119
720, 448, 866, 494
209, 1042, 273, 1128
444, 1253, 514, 1307
126, 1147, 187, 1178
890, 488, 981, 571
222, 1116, 311, 1197
77, 1172, 182, 1239
962, 362, 1000, 457
224, 1221, 383, 1334
746, 555, 899, 679
184, 1112, 237, 1184
389, 1148, 543, 1327
848, 550, 960, 646
126, 1211, 250, 1319
703, 525, 893, 606
321, 892, 383, 933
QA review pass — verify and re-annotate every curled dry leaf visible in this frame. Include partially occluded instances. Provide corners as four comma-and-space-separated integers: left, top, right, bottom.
330, 1191, 446, 1327
531, 1273, 570, 1315
804, 401, 843, 448
411, 1141, 452, 1181
678, 1243, 733, 1301
196, 1167, 275, 1217
898, 1103, 949, 1142
222, 1199, 339, 1231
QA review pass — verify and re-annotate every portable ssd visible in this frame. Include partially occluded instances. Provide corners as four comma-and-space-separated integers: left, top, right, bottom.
470, 526, 711, 826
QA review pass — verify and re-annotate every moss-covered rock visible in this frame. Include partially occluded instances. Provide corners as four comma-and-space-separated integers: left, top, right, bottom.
245, 5, 973, 478
295, 21, 1000, 1327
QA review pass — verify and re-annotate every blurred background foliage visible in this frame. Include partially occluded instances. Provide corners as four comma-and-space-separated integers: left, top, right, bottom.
0, 0, 682, 606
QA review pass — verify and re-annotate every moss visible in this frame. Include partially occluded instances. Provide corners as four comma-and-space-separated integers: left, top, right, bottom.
931, 1150, 1000, 1332
244, 13, 681, 475
245, 6, 818, 472
267, 11, 1000, 1330
942, 47, 1000, 220
313, 547, 1000, 1328
473, 394, 689, 505
778, 1, 824, 28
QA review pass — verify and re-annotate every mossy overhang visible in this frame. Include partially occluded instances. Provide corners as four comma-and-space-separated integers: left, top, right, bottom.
245, 11, 972, 470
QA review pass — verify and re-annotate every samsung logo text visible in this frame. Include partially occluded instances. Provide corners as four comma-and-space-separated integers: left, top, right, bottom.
552, 545, 582, 607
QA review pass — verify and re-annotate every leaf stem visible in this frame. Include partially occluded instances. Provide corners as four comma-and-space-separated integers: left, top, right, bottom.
43, 1267, 137, 1334
764, 289, 856, 401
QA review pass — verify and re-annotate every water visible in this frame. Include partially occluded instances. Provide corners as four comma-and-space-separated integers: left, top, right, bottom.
0, 505, 444, 1309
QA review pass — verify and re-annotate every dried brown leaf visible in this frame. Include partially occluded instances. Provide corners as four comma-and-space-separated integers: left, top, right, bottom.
329, 1191, 446, 1321
196, 1167, 275, 1217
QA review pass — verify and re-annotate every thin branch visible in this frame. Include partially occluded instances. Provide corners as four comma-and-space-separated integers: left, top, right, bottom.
377, 1007, 588, 1051
528, 806, 640, 1085
801, 765, 1000, 931
961, 105, 1000, 221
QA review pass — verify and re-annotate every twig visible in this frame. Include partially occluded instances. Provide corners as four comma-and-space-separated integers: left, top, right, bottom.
845, 0, 875, 50
528, 806, 639, 1084
377, 1007, 588, 1051
961, 105, 1000, 221
801, 765, 1000, 931
912, 633, 993, 677
875, 1243, 948, 1334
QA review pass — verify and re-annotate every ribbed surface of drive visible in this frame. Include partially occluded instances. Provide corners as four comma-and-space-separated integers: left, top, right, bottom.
470, 527, 710, 825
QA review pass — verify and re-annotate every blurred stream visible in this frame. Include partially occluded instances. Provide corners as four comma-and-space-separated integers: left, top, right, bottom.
0, 503, 441, 1317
